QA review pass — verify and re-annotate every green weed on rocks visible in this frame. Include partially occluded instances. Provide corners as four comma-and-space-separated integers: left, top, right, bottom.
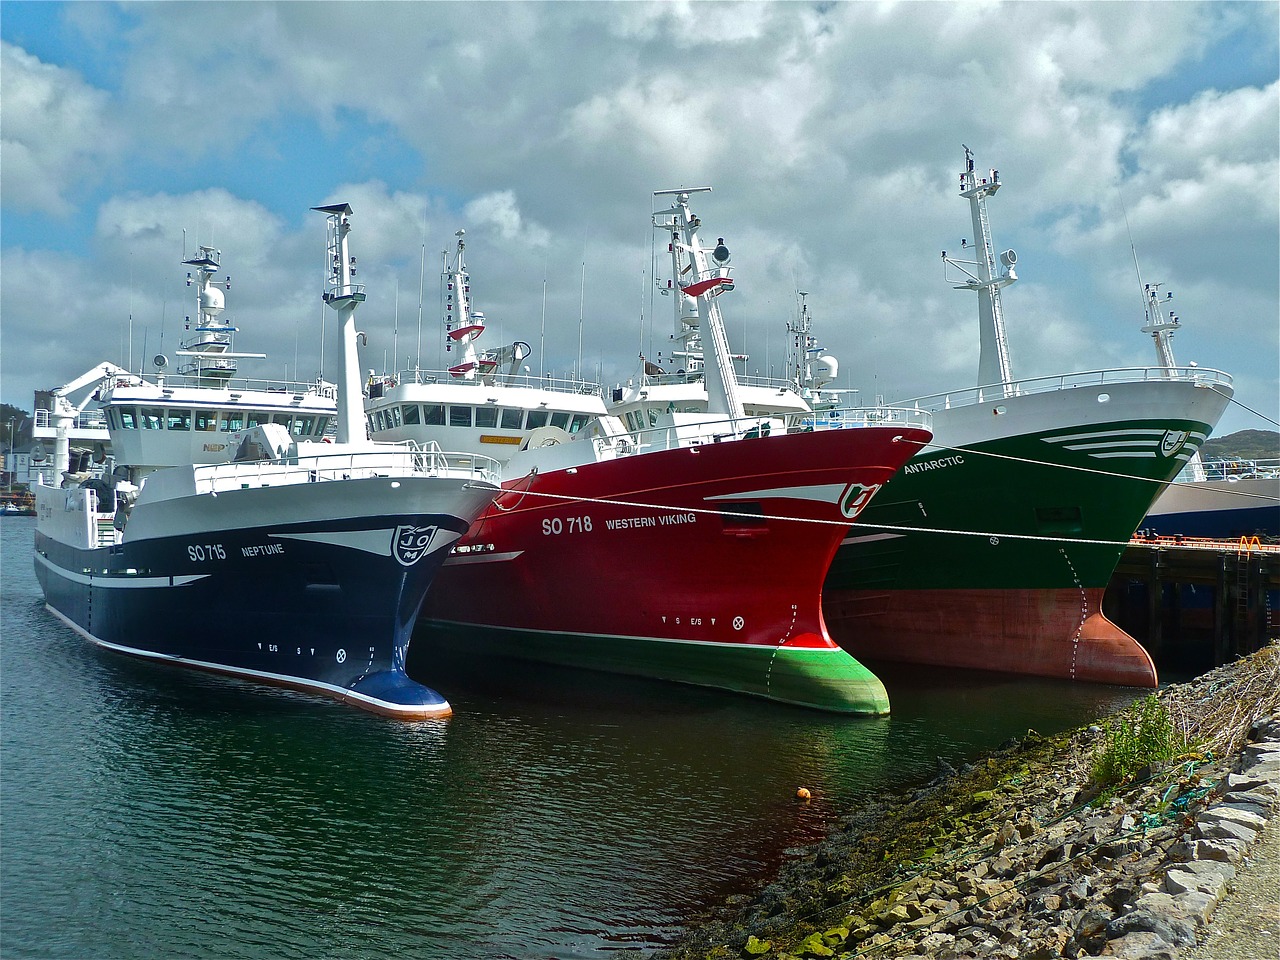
1090, 694, 1193, 793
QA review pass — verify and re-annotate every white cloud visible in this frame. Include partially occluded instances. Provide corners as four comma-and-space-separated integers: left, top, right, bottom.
1, 2, 1275, 434
0, 43, 117, 215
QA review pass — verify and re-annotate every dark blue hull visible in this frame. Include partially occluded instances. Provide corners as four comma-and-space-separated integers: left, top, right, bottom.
34, 512, 470, 717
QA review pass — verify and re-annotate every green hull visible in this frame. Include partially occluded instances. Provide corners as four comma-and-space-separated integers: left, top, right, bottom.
420, 623, 891, 714
826, 417, 1215, 594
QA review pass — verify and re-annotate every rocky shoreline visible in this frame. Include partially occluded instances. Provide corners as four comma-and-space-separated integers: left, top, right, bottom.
649, 644, 1280, 960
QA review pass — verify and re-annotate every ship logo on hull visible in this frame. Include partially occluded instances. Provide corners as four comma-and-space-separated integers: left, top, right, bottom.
1160, 430, 1190, 458
839, 482, 883, 519
393, 524, 440, 566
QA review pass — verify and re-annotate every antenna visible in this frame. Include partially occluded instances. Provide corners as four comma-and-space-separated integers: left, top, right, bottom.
416, 216, 426, 370
577, 253, 586, 381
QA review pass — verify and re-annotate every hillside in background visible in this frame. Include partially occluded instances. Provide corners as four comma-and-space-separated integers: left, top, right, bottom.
1201, 429, 1280, 461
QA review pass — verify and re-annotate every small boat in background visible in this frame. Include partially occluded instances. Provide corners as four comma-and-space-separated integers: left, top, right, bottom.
1143, 456, 1279, 540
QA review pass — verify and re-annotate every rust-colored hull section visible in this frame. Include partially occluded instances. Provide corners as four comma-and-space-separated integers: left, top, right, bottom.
823, 586, 1158, 687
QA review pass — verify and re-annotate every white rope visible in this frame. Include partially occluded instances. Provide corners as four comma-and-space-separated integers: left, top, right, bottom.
491, 483, 1139, 548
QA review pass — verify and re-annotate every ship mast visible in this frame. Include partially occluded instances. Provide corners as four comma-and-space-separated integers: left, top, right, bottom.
175, 246, 264, 385
653, 188, 744, 420
1140, 281, 1180, 373
313, 203, 368, 444
443, 230, 483, 381
943, 146, 1018, 395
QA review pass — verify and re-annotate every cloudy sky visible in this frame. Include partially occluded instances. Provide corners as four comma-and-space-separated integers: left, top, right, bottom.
3, 1, 1276, 435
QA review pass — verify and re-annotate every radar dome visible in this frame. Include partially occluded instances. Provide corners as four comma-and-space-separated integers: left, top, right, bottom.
200, 285, 225, 313
814, 355, 839, 383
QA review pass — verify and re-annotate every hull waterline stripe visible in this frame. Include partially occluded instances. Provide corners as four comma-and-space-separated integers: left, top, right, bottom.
704, 483, 847, 504
841, 532, 907, 546
441, 550, 523, 566
476, 485, 1159, 548
41, 605, 448, 718
35, 552, 208, 589
426, 618, 846, 651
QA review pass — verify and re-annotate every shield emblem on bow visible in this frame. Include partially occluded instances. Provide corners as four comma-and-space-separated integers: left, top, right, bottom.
393, 524, 439, 566
840, 482, 883, 519
1160, 430, 1190, 458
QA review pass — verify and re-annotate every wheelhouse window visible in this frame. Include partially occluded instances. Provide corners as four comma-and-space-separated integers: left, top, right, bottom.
117, 407, 138, 430
195, 411, 218, 431
246, 411, 268, 428
570, 414, 590, 434
292, 415, 315, 438
423, 404, 445, 425
500, 408, 523, 430
475, 406, 499, 428
374, 410, 386, 432
549, 411, 570, 429
526, 409, 549, 429
221, 411, 245, 432
167, 409, 192, 431
449, 405, 472, 427
140, 408, 164, 429
314, 416, 330, 436
401, 404, 421, 425
391, 406, 402, 428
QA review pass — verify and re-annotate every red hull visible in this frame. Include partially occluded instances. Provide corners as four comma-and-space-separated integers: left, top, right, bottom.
823, 586, 1158, 687
420, 426, 930, 710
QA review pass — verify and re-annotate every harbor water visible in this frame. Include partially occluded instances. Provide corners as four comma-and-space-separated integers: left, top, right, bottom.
1, 516, 1138, 959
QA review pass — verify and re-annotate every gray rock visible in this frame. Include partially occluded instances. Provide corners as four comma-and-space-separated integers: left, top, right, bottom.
1185, 838, 1249, 863
1218, 772, 1280, 797
1193, 816, 1260, 845
1107, 892, 1198, 945
1202, 804, 1267, 831
1162, 859, 1235, 896
1101, 930, 1176, 959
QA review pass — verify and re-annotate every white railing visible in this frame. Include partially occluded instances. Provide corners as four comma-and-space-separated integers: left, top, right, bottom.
898, 366, 1233, 412
614, 405, 932, 456
33, 409, 110, 431
106, 374, 337, 399
1201, 458, 1280, 481
799, 405, 934, 432
190, 444, 500, 495
384, 368, 603, 398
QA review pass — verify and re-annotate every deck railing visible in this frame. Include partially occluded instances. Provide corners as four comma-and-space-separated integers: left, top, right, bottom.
896, 366, 1233, 412
191, 443, 500, 495
387, 368, 603, 398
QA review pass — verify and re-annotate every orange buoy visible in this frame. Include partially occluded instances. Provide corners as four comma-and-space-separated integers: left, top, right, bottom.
796, 787, 812, 801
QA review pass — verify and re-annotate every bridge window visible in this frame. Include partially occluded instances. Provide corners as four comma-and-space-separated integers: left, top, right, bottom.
475, 406, 498, 428
374, 410, 386, 432
401, 404, 421, 425
570, 414, 590, 434
246, 411, 268, 428
117, 407, 137, 430
221, 411, 245, 432
195, 411, 218, 431
449, 405, 472, 427
314, 416, 330, 436
167, 409, 192, 431
423, 404, 445, 425
549, 411, 570, 429
526, 409, 549, 429
501, 408, 523, 430
292, 415, 315, 437
140, 408, 164, 430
